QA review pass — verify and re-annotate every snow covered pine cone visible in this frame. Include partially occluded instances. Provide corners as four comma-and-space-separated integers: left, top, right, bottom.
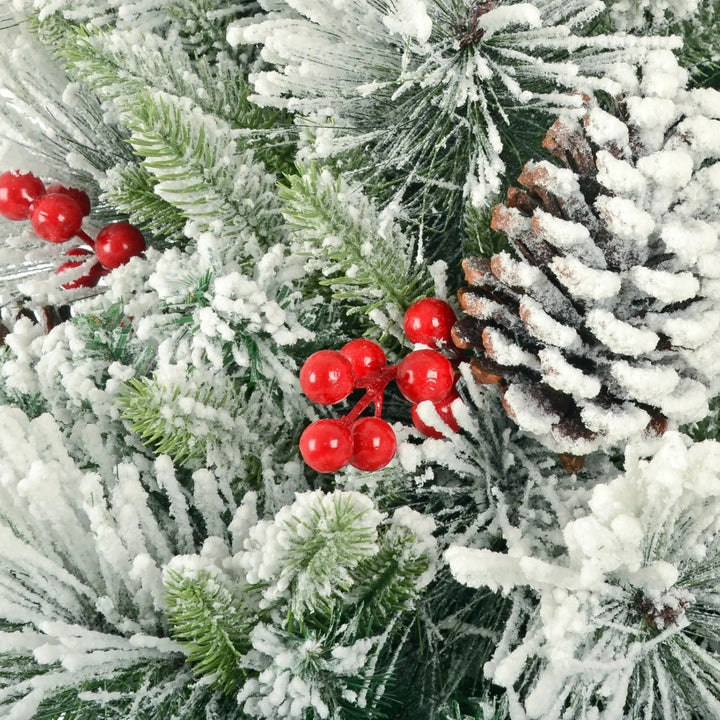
452, 53, 720, 463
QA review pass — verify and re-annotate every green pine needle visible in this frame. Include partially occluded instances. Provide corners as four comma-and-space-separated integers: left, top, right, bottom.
118, 376, 231, 466
348, 525, 432, 634
165, 570, 253, 694
280, 164, 433, 330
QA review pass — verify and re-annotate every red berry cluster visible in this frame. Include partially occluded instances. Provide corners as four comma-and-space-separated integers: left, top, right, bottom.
0, 170, 147, 289
298, 298, 462, 473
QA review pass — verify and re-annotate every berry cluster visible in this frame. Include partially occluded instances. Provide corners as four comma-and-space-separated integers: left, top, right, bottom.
299, 298, 462, 473
0, 170, 147, 289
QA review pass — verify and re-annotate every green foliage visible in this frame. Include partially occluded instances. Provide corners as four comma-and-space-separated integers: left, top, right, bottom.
166, 570, 254, 694
118, 375, 234, 466
280, 164, 433, 334
33, 15, 294, 250
121, 88, 285, 259
102, 163, 189, 246
0, 375, 47, 419
685, 395, 720, 441
438, 698, 510, 720
30, 659, 244, 720
39, 17, 292, 154
677, 3, 720, 89
349, 522, 434, 634
390, 573, 510, 720
278, 491, 383, 619
72, 302, 152, 369
462, 204, 512, 261
166, 0, 260, 62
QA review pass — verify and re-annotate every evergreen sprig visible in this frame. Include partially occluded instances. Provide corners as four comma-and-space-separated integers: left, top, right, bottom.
166, 570, 254, 694
118, 375, 234, 466
278, 490, 383, 619
349, 523, 433, 633
102, 163, 189, 246
73, 302, 152, 368
280, 164, 433, 334
121, 89, 285, 258
30, 659, 243, 720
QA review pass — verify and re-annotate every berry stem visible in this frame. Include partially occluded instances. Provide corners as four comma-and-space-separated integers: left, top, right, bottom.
343, 365, 398, 425
75, 228, 95, 247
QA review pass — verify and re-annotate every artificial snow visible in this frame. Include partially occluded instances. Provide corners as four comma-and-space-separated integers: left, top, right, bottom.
585, 309, 659, 356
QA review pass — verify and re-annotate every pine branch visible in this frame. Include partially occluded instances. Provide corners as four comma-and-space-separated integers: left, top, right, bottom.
101, 163, 189, 246
348, 522, 433, 634
166, 0, 261, 62
28, 659, 244, 720
118, 375, 237, 467
120, 89, 285, 260
280, 164, 433, 336
37, 17, 273, 133
166, 570, 254, 694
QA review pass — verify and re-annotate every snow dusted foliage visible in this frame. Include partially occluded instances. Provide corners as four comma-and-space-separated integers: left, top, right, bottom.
165, 490, 439, 719
0, 235, 313, 509
447, 432, 720, 720
454, 51, 720, 455
231, 0, 673, 235
0, 404, 246, 719
280, 164, 433, 338
605, 0, 702, 30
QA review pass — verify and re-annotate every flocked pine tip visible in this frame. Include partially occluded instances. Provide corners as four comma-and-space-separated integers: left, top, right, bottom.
233, 0, 675, 238
447, 432, 720, 720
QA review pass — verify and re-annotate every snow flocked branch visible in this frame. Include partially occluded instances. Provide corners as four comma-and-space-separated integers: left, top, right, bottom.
232, 0, 675, 240
447, 431, 720, 719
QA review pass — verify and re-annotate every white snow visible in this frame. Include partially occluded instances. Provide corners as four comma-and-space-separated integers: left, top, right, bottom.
610, 360, 680, 404
519, 296, 581, 349
382, 0, 432, 43
549, 256, 622, 301
584, 107, 630, 151
482, 327, 539, 368
629, 266, 699, 304
595, 195, 655, 244
585, 309, 659, 356
595, 150, 647, 196
539, 347, 600, 399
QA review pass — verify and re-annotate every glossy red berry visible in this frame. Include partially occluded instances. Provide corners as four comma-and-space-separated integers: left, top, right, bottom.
46, 183, 91, 217
411, 391, 461, 439
350, 417, 396, 471
300, 350, 355, 405
396, 349, 455, 404
94, 222, 147, 269
340, 339, 387, 382
404, 297, 457, 347
0, 171, 45, 220
57, 248, 106, 290
30, 193, 84, 243
299, 419, 353, 472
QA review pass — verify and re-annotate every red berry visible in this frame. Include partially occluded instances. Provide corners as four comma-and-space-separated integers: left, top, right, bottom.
404, 297, 457, 348
299, 419, 353, 472
0, 171, 45, 220
396, 349, 455, 404
300, 350, 355, 405
57, 248, 105, 290
411, 391, 461, 439
94, 222, 147, 269
46, 183, 91, 216
30, 193, 84, 243
340, 338, 387, 381
350, 417, 396, 471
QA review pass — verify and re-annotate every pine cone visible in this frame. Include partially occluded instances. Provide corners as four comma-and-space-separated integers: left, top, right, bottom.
454, 53, 720, 456
0, 303, 71, 345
